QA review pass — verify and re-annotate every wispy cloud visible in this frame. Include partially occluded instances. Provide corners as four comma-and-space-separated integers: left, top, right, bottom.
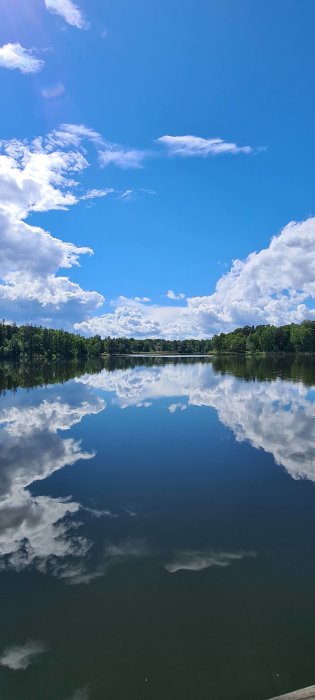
156, 134, 253, 157
45, 0, 88, 29
0, 641, 47, 670
99, 144, 149, 169
117, 188, 156, 201
165, 549, 255, 573
80, 188, 115, 201
0, 43, 44, 74
117, 189, 134, 201
41, 82, 66, 100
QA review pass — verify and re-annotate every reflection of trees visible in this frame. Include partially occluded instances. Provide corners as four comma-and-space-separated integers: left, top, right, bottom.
211, 354, 315, 386
2, 354, 315, 395
0, 358, 105, 395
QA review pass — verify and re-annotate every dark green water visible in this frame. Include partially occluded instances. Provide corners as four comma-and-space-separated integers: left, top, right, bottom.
1, 356, 315, 700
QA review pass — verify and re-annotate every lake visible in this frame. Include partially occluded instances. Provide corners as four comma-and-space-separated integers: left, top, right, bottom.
1, 355, 315, 700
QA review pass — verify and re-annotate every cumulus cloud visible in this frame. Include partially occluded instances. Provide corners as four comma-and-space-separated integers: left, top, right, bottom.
76, 217, 315, 339
0, 124, 108, 325
0, 122, 168, 326
44, 0, 88, 29
156, 134, 253, 157
0, 641, 47, 670
168, 403, 187, 413
0, 43, 44, 74
77, 302, 162, 338
166, 290, 186, 301
1, 121, 313, 337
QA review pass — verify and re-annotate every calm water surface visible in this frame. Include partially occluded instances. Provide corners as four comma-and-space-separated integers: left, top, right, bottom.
1, 356, 315, 700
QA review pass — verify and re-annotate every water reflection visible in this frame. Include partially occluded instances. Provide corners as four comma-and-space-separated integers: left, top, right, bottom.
77, 360, 315, 482
1, 357, 315, 585
1, 358, 315, 699
0, 641, 47, 671
0, 386, 105, 580
164, 549, 256, 573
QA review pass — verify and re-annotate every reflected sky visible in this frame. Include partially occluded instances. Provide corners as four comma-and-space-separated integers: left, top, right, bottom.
0, 385, 105, 580
1, 358, 315, 700
77, 362, 315, 481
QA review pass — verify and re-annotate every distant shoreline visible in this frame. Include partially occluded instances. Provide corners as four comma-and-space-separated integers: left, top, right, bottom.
111, 351, 315, 357
114, 353, 213, 358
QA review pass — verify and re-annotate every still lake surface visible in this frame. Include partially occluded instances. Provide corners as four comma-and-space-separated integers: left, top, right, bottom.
1, 355, 315, 700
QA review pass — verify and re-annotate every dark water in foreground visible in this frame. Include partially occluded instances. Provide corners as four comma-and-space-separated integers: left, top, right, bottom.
1, 356, 315, 700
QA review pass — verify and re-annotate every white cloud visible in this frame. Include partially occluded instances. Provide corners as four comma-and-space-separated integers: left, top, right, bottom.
44, 0, 88, 29
81, 188, 115, 201
46, 123, 102, 149
76, 217, 315, 339
41, 82, 66, 100
168, 403, 187, 413
0, 641, 47, 670
157, 134, 253, 157
76, 302, 162, 338
0, 123, 163, 327
114, 295, 151, 304
1, 122, 313, 337
185, 217, 315, 331
118, 189, 134, 200
0, 43, 44, 74
99, 144, 148, 169
117, 188, 156, 201
166, 289, 186, 301
0, 124, 107, 325
165, 549, 255, 573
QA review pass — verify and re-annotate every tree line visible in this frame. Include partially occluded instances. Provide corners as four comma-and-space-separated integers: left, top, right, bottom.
210, 320, 315, 353
1, 319, 315, 360
0, 322, 103, 360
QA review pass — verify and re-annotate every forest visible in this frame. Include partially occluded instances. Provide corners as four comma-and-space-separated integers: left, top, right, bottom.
1, 319, 315, 360
210, 319, 315, 353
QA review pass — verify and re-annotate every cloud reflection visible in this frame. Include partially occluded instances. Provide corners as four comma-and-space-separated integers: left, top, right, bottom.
77, 363, 315, 482
165, 549, 255, 573
0, 640, 47, 670
0, 390, 105, 579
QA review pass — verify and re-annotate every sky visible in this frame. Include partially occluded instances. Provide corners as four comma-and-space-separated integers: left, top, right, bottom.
0, 0, 315, 338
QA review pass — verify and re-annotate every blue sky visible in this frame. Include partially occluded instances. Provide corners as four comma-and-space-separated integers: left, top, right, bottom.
0, 0, 315, 337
